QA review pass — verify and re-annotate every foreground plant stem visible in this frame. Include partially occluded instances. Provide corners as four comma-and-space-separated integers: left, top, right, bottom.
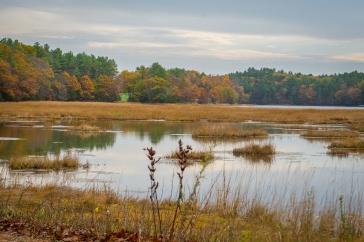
169, 139, 192, 241
145, 147, 162, 238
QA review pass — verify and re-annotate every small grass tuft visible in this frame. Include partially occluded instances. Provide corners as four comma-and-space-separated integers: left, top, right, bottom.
9, 152, 80, 170
233, 144, 276, 162
167, 150, 214, 163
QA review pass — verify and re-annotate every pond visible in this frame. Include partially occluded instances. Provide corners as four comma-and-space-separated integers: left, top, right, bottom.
0, 119, 363, 207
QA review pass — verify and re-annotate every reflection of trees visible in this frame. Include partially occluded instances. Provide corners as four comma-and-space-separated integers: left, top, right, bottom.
0, 124, 116, 158
120, 121, 188, 144
50, 131, 116, 153
0, 124, 53, 158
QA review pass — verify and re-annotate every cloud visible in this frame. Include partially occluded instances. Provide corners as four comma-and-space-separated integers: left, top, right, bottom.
86, 26, 323, 61
332, 54, 364, 63
1, 5, 364, 73
88, 41, 183, 49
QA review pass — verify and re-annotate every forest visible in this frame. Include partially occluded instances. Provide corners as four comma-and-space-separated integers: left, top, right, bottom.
1, 38, 364, 105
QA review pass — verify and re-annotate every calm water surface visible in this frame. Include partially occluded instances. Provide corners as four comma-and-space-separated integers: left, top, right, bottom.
0, 119, 363, 207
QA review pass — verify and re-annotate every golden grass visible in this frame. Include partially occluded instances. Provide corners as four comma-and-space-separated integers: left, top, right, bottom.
301, 130, 359, 138
167, 150, 214, 163
192, 125, 268, 139
69, 124, 101, 132
233, 144, 276, 162
1, 101, 364, 124
351, 123, 364, 132
0, 183, 362, 241
9, 153, 79, 170
328, 138, 364, 150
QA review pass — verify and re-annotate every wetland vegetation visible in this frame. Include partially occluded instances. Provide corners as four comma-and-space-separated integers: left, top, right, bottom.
167, 150, 214, 163
328, 138, 364, 153
233, 144, 276, 162
301, 130, 359, 139
2, 101, 364, 124
8, 152, 80, 170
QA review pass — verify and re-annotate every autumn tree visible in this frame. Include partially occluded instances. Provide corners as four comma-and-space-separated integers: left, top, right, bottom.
95, 75, 120, 102
79, 75, 95, 100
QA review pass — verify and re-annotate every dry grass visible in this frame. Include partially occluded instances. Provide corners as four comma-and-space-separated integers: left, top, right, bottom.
1, 101, 364, 124
233, 144, 276, 162
328, 138, 364, 150
301, 130, 359, 138
0, 182, 363, 241
9, 153, 79, 170
351, 123, 364, 132
167, 150, 214, 163
69, 124, 101, 132
328, 138, 364, 155
192, 125, 268, 139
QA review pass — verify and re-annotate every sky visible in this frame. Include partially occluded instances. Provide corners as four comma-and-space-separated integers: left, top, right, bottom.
1, 0, 364, 74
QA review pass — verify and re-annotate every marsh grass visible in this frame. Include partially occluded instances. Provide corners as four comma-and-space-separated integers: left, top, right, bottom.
69, 124, 101, 132
167, 150, 214, 163
192, 125, 268, 139
9, 152, 79, 170
301, 130, 359, 138
329, 138, 364, 151
351, 123, 364, 132
0, 180, 363, 241
233, 144, 276, 162
2, 101, 364, 124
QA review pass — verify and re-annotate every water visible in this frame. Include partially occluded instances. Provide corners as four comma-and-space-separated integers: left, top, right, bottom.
0, 119, 363, 207
237, 104, 364, 110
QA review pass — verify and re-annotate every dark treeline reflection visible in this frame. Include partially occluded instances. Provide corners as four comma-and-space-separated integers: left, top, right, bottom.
104, 121, 191, 144
0, 123, 116, 159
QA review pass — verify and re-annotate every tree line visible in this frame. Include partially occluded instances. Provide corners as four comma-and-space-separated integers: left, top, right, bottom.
1, 38, 364, 105
0, 38, 119, 101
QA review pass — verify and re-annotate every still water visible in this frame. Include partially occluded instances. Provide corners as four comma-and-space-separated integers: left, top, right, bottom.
0, 119, 363, 207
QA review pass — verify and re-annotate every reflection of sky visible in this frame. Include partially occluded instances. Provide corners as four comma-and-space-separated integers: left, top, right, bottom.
0, 120, 363, 210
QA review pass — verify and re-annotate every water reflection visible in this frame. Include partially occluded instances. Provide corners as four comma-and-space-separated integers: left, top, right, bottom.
0, 122, 116, 158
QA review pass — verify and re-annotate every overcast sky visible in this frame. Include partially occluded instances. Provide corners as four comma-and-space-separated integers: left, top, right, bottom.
1, 0, 364, 74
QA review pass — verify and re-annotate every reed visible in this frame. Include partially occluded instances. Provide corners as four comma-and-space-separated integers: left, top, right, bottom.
0, 179, 362, 241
